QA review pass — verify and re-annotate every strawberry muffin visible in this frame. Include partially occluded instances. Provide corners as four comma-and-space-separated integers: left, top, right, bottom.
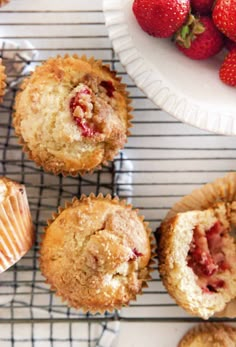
0, 0, 10, 7
13, 55, 132, 176
178, 323, 236, 347
158, 202, 236, 319
39, 194, 153, 313
0, 59, 6, 102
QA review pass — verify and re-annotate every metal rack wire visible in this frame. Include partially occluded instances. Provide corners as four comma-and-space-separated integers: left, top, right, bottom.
0, 0, 236, 346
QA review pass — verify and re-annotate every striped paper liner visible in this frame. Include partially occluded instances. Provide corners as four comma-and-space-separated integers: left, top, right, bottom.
0, 186, 34, 273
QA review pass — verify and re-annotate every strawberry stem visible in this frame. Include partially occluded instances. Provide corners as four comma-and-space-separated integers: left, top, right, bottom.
175, 14, 205, 49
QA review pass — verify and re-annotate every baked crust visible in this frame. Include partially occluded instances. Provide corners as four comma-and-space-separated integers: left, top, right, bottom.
158, 202, 236, 319
0, 176, 22, 198
39, 194, 153, 313
178, 323, 236, 347
0, 59, 6, 102
0, 0, 9, 7
13, 55, 132, 176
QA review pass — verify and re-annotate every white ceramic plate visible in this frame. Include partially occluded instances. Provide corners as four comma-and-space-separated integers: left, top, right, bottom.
103, 0, 236, 135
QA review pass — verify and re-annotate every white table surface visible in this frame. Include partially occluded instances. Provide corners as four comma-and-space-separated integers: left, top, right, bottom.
0, 0, 236, 346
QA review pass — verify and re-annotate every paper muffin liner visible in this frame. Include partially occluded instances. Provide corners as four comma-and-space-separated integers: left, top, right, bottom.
0, 59, 6, 103
164, 172, 236, 222
0, 178, 34, 273
161, 172, 236, 318
13, 54, 133, 177
39, 193, 156, 314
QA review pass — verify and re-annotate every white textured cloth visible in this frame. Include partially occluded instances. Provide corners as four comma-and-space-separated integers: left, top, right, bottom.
0, 39, 38, 92
0, 38, 133, 347
0, 152, 133, 347
114, 152, 133, 203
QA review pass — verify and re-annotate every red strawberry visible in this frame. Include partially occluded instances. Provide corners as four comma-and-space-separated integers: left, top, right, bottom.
132, 0, 190, 38
224, 37, 236, 51
176, 16, 224, 60
190, 0, 215, 15
219, 49, 236, 86
213, 0, 236, 42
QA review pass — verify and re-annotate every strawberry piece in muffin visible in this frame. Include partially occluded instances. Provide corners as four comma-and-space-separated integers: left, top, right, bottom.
158, 202, 236, 319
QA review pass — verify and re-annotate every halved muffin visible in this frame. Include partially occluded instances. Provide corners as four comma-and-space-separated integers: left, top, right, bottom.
158, 202, 236, 319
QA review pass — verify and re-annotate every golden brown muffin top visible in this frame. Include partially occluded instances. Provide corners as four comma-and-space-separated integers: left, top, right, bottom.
40, 194, 152, 313
178, 323, 236, 347
0, 59, 6, 102
0, 176, 23, 202
0, 0, 9, 7
14, 55, 132, 175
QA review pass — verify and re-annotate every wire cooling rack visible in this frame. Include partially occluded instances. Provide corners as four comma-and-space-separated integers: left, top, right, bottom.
0, 0, 236, 346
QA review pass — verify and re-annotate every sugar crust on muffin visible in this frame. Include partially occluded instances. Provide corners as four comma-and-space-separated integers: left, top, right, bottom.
178, 323, 236, 347
158, 202, 236, 319
13, 55, 132, 175
39, 194, 153, 313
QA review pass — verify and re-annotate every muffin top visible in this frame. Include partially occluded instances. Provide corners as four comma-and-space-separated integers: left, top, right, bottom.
14, 55, 132, 175
178, 323, 236, 347
0, 176, 23, 203
0, 59, 6, 102
40, 194, 151, 312
0, 0, 9, 7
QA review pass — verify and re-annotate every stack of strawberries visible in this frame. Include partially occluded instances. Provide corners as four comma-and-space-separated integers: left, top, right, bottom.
132, 0, 236, 86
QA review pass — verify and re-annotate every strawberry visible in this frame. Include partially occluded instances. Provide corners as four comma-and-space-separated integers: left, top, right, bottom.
213, 0, 236, 42
176, 16, 224, 60
132, 0, 190, 38
190, 0, 215, 15
219, 49, 236, 86
224, 37, 236, 51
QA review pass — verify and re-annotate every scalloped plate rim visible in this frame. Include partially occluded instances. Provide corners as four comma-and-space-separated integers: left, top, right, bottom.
103, 0, 236, 136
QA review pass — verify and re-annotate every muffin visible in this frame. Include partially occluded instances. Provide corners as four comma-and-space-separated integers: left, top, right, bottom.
0, 0, 9, 7
0, 59, 6, 102
0, 177, 34, 272
13, 55, 132, 176
158, 202, 236, 319
178, 323, 236, 347
39, 194, 153, 313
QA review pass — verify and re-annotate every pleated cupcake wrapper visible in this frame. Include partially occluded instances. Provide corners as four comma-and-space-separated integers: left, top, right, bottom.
164, 172, 236, 222
162, 172, 236, 318
40, 192, 156, 314
0, 188, 34, 273
13, 54, 133, 177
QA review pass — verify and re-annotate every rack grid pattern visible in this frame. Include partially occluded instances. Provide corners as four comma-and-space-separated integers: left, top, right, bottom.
0, 0, 236, 345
